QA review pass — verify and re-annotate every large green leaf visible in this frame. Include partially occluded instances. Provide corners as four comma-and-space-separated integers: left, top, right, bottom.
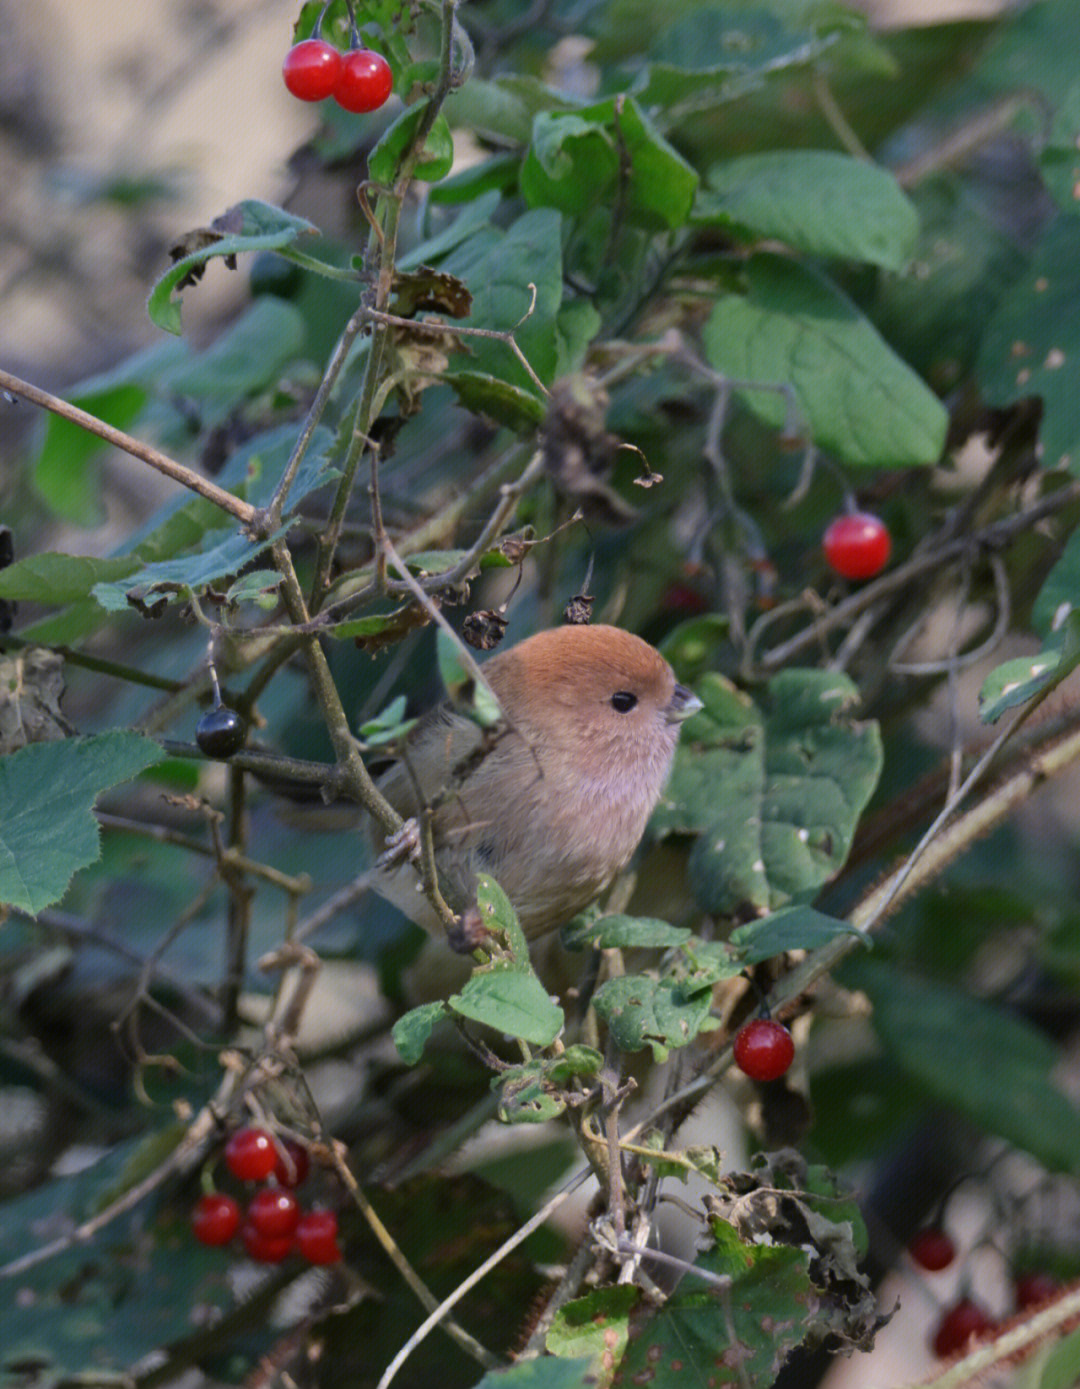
0, 553, 140, 604
697, 150, 918, 270
654, 670, 882, 915
614, 1221, 816, 1387
592, 973, 715, 1062
853, 958, 1080, 1172
703, 253, 948, 466
977, 217, 1080, 473
521, 97, 698, 231
440, 209, 565, 395
449, 967, 564, 1048
0, 732, 165, 913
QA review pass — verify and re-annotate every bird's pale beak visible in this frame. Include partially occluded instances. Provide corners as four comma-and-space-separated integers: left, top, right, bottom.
665, 683, 704, 724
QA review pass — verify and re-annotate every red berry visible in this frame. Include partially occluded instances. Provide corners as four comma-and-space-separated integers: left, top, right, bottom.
732, 1018, 795, 1082
191, 1192, 241, 1246
333, 49, 392, 113
274, 1139, 310, 1189
224, 1127, 277, 1182
295, 1209, 342, 1265
247, 1188, 301, 1240
823, 512, 892, 580
241, 1222, 294, 1263
908, 1227, 956, 1272
282, 39, 343, 102
1015, 1270, 1060, 1309
932, 1298, 994, 1358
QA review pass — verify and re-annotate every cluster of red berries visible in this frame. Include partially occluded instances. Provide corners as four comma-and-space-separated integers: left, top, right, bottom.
732, 1017, 795, 1082
907, 1225, 1064, 1358
282, 38, 392, 113
191, 1127, 342, 1265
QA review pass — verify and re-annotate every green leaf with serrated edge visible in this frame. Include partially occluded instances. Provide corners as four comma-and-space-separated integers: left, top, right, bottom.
436, 627, 502, 728
442, 371, 548, 428
697, 150, 918, 271
851, 957, 1080, 1171
978, 614, 1080, 723
368, 105, 454, 185
522, 97, 697, 231
654, 669, 882, 915
392, 1001, 448, 1064
547, 1285, 639, 1373
593, 974, 713, 1062
703, 253, 947, 466
92, 526, 289, 612
0, 733, 166, 914
977, 217, 1080, 473
472, 1357, 598, 1388
562, 914, 691, 950
148, 200, 318, 334
449, 967, 564, 1047
614, 1221, 816, 1387
475, 872, 530, 966
730, 905, 863, 963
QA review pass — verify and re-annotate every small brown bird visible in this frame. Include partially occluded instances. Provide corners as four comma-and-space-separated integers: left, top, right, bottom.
374, 623, 702, 940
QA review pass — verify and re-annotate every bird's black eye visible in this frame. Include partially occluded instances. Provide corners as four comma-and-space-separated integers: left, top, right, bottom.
611, 690, 637, 713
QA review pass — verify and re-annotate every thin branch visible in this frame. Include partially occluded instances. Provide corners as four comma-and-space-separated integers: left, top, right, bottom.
376, 1169, 593, 1389
0, 368, 256, 526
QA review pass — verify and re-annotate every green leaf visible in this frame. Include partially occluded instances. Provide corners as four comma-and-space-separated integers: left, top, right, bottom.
593, 974, 714, 1062
496, 1063, 568, 1124
521, 97, 698, 231
562, 914, 691, 950
148, 199, 318, 333
158, 297, 306, 426
626, 8, 840, 122
654, 670, 882, 914
703, 253, 948, 466
659, 613, 729, 685
441, 371, 548, 429
614, 1220, 816, 1387
475, 872, 530, 966
472, 1357, 597, 1388
441, 209, 565, 394
368, 105, 454, 184
697, 150, 918, 271
853, 958, 1080, 1171
730, 905, 863, 962
1040, 81, 1080, 216
978, 613, 1080, 722
0, 733, 166, 913
547, 1285, 639, 1369
449, 968, 564, 1048
92, 526, 287, 612
436, 627, 503, 728
392, 1000, 448, 1064
442, 74, 570, 148
977, 217, 1080, 473
0, 552, 140, 604
1040, 1326, 1080, 1389
33, 384, 146, 524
